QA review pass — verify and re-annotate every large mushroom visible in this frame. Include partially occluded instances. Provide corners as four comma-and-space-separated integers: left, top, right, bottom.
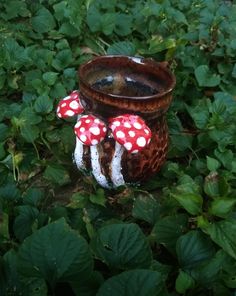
74, 114, 109, 188
109, 114, 152, 187
56, 90, 84, 118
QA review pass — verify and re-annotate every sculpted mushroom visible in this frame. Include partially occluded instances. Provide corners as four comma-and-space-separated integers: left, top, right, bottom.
56, 90, 84, 118
74, 114, 109, 188
109, 114, 152, 187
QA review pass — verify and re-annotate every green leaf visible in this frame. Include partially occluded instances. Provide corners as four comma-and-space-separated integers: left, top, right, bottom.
32, 8, 56, 33
115, 14, 132, 36
152, 214, 188, 254
101, 13, 116, 35
42, 72, 58, 86
17, 219, 93, 286
89, 188, 106, 207
204, 173, 229, 198
203, 220, 236, 260
23, 188, 44, 207
176, 230, 215, 270
19, 107, 42, 125
34, 95, 53, 114
206, 156, 221, 171
44, 164, 70, 186
209, 198, 236, 218
52, 49, 73, 71
14, 205, 39, 241
132, 193, 160, 225
91, 223, 152, 269
172, 193, 203, 215
21, 125, 39, 143
175, 270, 195, 294
194, 65, 221, 87
97, 269, 166, 296
107, 41, 136, 56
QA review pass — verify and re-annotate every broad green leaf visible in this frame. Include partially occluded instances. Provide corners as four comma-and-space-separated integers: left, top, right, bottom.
32, 8, 56, 33
209, 198, 236, 218
101, 13, 116, 35
204, 173, 229, 198
152, 214, 188, 254
89, 189, 106, 207
97, 269, 166, 296
0, 182, 20, 201
17, 219, 93, 286
91, 223, 152, 269
23, 188, 44, 207
13, 205, 39, 241
172, 193, 203, 215
52, 49, 73, 71
21, 125, 39, 143
19, 107, 42, 125
44, 164, 70, 186
107, 41, 136, 56
115, 14, 132, 36
203, 220, 236, 260
34, 95, 53, 114
175, 270, 195, 294
42, 72, 58, 86
176, 231, 215, 270
206, 156, 221, 171
194, 65, 221, 87
132, 193, 160, 225
0, 123, 9, 141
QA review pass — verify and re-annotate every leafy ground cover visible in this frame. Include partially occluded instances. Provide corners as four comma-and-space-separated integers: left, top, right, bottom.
0, 0, 236, 295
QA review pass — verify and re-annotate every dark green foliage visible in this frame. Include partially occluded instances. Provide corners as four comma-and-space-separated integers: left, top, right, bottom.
0, 0, 236, 295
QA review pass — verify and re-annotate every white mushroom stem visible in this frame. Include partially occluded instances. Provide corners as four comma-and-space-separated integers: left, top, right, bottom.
74, 137, 85, 170
110, 141, 125, 187
90, 145, 110, 189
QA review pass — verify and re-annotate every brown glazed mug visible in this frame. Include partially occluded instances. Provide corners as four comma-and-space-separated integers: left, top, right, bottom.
56, 55, 176, 188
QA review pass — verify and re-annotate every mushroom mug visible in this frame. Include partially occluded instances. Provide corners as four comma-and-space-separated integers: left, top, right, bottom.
56, 56, 176, 188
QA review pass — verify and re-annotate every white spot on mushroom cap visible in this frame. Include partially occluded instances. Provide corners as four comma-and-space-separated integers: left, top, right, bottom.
91, 139, 99, 145
137, 137, 146, 147
124, 122, 131, 128
89, 126, 100, 135
124, 142, 132, 150
85, 119, 91, 123
61, 103, 67, 107
63, 95, 71, 100
69, 100, 80, 110
80, 127, 85, 132
116, 131, 125, 138
113, 121, 121, 127
80, 134, 87, 142
144, 128, 150, 134
57, 113, 62, 118
133, 122, 142, 129
94, 118, 101, 124
128, 130, 135, 137
65, 110, 75, 116
75, 121, 81, 128
131, 149, 139, 154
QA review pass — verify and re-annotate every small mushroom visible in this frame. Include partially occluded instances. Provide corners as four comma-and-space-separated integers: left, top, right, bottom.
74, 114, 109, 188
109, 114, 152, 187
56, 90, 84, 118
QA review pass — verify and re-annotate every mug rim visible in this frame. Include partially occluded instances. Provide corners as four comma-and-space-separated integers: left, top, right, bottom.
78, 55, 176, 101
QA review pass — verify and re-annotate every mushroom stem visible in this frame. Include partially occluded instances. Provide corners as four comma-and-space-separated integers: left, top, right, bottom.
74, 137, 85, 170
110, 141, 125, 187
90, 145, 110, 189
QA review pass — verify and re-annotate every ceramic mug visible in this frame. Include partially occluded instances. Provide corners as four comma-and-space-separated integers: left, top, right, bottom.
56, 55, 176, 188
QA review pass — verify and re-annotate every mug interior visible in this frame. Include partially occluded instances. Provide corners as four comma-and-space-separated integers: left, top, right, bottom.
79, 56, 175, 100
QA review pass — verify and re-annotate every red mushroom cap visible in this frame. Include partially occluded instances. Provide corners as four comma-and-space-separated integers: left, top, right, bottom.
74, 115, 107, 145
109, 114, 152, 153
56, 90, 84, 118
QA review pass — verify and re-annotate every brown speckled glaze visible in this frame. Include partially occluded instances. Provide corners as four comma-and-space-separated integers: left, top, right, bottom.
78, 55, 175, 184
